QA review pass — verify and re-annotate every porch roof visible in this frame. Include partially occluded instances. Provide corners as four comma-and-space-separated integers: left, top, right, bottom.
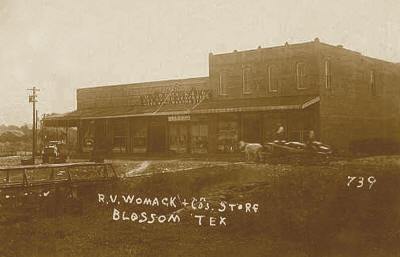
192, 95, 320, 114
43, 95, 320, 126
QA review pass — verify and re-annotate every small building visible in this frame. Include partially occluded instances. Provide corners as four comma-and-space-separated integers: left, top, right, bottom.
44, 39, 400, 154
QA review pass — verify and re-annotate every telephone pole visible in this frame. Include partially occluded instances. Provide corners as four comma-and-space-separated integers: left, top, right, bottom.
27, 86, 40, 164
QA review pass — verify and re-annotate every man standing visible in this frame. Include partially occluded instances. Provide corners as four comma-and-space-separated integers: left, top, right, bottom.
305, 130, 317, 151
275, 123, 285, 142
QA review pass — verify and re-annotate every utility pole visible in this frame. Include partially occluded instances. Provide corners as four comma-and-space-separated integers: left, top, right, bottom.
36, 109, 39, 152
27, 86, 39, 164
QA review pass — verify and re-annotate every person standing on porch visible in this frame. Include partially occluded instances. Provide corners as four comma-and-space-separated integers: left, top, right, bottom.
305, 130, 317, 151
275, 123, 285, 142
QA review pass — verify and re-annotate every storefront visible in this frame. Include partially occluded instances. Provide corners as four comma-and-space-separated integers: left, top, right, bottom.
44, 95, 320, 155
167, 115, 209, 154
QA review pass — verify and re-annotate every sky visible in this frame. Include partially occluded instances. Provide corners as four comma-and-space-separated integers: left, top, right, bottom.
0, 0, 399, 125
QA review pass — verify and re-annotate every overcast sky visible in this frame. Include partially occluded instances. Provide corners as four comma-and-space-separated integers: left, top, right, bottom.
0, 0, 399, 125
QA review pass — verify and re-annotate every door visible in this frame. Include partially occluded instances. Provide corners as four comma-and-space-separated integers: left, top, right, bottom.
148, 122, 166, 153
242, 114, 262, 143
168, 123, 188, 153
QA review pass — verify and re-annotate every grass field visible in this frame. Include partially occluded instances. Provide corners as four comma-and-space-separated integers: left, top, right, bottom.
1, 156, 400, 257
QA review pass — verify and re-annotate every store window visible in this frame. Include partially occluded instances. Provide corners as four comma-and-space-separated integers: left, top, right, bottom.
112, 119, 128, 153
191, 123, 208, 153
0, 170, 7, 184
130, 121, 147, 153
296, 62, 307, 89
217, 115, 239, 153
81, 120, 95, 152
169, 124, 188, 154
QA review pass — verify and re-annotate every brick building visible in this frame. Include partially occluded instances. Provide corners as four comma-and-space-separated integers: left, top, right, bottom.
44, 38, 400, 154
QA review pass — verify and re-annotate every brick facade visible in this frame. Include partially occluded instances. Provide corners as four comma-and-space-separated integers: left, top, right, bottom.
209, 42, 320, 99
45, 39, 400, 154
76, 77, 209, 110
316, 43, 400, 150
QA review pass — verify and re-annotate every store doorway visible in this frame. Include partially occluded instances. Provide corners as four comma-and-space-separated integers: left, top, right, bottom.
148, 122, 166, 153
242, 114, 262, 143
168, 123, 188, 154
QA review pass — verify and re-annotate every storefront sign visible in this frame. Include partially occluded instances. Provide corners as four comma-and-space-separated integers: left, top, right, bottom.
168, 115, 191, 122
140, 88, 211, 106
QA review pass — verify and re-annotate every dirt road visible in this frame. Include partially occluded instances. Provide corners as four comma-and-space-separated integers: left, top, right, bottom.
1, 157, 400, 257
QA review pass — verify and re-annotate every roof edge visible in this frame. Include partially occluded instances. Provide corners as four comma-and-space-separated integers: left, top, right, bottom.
77, 76, 210, 91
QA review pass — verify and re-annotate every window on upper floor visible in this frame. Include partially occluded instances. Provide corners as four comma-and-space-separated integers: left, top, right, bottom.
325, 60, 332, 89
296, 62, 307, 89
242, 66, 252, 94
267, 65, 278, 93
218, 71, 228, 96
370, 70, 376, 96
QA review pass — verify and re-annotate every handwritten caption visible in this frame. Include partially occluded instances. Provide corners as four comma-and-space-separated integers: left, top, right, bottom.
97, 193, 259, 227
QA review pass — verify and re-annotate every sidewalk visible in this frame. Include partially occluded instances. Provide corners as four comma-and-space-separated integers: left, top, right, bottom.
71, 152, 244, 162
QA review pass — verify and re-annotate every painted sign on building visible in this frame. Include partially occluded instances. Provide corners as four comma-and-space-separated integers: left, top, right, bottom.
140, 88, 211, 106
168, 115, 191, 122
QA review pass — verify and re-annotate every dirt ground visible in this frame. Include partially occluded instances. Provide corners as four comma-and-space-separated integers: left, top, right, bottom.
1, 155, 400, 257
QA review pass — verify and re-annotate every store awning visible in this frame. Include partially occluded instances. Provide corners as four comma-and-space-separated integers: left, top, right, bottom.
44, 95, 320, 126
192, 95, 320, 114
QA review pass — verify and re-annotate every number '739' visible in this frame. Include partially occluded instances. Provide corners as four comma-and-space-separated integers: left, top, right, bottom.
347, 176, 376, 189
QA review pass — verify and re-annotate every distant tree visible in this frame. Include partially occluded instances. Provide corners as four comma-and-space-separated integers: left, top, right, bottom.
7, 125, 19, 130
0, 131, 24, 143
20, 124, 31, 134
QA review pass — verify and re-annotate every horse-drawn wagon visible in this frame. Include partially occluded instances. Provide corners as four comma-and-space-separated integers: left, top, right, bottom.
262, 141, 333, 164
240, 140, 333, 165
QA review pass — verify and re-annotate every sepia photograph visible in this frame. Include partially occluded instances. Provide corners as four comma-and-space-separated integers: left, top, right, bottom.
0, 0, 400, 256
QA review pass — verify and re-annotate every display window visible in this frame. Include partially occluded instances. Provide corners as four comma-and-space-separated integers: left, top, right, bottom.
169, 123, 188, 153
81, 120, 95, 152
217, 115, 239, 153
111, 119, 128, 153
130, 120, 147, 153
191, 123, 208, 153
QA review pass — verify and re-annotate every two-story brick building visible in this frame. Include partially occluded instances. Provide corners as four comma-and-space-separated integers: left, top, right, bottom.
44, 38, 400, 154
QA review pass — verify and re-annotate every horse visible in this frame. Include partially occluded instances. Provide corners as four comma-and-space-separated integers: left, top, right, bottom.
239, 141, 264, 162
